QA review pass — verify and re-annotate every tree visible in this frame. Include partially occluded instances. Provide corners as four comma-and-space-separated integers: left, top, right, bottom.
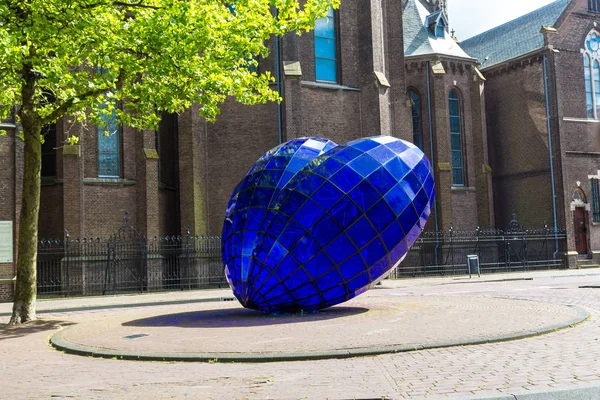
0, 0, 336, 325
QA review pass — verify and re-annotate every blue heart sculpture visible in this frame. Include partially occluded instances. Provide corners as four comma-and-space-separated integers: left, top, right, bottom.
222, 136, 434, 312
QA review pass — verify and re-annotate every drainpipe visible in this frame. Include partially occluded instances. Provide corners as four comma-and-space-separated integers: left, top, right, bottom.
426, 61, 440, 265
275, 18, 284, 144
543, 54, 559, 259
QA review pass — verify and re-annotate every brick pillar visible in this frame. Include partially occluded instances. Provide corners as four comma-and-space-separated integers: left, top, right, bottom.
62, 119, 85, 238
136, 130, 160, 239
357, 0, 384, 137
178, 105, 208, 236
471, 75, 494, 229
385, 0, 411, 140
62, 144, 84, 238
283, 70, 303, 141
357, 1, 381, 137
431, 70, 453, 230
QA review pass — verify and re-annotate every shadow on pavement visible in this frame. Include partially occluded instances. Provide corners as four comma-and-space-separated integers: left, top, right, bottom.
123, 306, 369, 328
0, 319, 75, 340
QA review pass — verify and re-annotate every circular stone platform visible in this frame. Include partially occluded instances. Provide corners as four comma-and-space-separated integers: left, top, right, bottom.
51, 294, 588, 362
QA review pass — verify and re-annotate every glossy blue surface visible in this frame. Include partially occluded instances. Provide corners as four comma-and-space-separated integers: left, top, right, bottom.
222, 136, 434, 312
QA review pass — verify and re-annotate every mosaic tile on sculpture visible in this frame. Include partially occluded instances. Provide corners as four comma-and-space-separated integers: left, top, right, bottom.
222, 137, 337, 299
222, 136, 434, 312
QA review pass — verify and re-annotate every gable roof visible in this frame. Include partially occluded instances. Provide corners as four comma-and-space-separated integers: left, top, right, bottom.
460, 0, 570, 70
403, 0, 474, 60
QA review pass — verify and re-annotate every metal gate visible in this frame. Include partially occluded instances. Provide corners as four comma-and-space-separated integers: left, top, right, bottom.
104, 213, 147, 294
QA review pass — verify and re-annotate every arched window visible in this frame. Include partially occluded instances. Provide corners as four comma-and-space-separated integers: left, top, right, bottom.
574, 187, 587, 203
98, 105, 121, 178
584, 30, 600, 119
448, 89, 464, 186
408, 90, 423, 150
314, 7, 338, 83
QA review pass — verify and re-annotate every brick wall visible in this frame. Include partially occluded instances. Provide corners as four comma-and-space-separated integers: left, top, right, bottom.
206, 100, 280, 235
483, 59, 555, 229
551, 0, 600, 257
39, 184, 64, 239
405, 59, 489, 230
0, 279, 14, 303
0, 127, 17, 302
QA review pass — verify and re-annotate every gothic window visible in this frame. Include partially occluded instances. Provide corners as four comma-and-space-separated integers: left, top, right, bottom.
584, 30, 600, 119
408, 90, 423, 150
97, 105, 121, 178
314, 7, 338, 83
448, 89, 465, 186
41, 123, 57, 177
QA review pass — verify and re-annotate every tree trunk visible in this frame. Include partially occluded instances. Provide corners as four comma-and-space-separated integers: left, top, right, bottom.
9, 93, 43, 325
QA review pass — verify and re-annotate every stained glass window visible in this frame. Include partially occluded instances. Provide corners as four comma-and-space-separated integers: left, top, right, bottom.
98, 104, 121, 178
585, 31, 600, 119
409, 90, 423, 150
314, 7, 337, 83
449, 89, 464, 186
585, 55, 594, 119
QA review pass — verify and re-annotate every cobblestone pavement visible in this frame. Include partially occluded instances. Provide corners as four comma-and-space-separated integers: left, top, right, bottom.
54, 295, 581, 357
2, 269, 600, 399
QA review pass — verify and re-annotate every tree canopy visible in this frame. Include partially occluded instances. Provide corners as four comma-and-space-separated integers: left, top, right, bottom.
1, 0, 337, 325
0, 0, 337, 133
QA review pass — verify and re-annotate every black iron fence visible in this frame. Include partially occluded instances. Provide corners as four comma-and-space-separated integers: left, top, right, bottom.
37, 215, 225, 298
389, 224, 568, 278
37, 215, 568, 297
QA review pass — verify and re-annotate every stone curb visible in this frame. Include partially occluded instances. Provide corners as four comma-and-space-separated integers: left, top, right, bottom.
0, 296, 233, 317
422, 383, 600, 399
50, 305, 590, 364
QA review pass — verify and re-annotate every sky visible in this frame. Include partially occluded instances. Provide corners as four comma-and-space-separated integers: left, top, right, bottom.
449, 0, 556, 40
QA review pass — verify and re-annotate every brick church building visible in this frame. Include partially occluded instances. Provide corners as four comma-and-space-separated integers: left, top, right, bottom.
461, 0, 600, 266
1, 0, 598, 299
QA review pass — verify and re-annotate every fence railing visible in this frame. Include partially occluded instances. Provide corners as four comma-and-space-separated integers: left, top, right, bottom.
388, 225, 568, 278
37, 216, 225, 298
36, 216, 568, 297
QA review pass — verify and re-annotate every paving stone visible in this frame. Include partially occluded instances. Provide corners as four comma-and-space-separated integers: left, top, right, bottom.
2, 269, 600, 398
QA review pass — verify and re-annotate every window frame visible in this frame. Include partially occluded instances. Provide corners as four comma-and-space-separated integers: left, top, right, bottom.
591, 180, 600, 223
314, 7, 340, 84
584, 30, 600, 119
408, 89, 423, 150
590, 0, 600, 13
97, 106, 122, 178
448, 88, 466, 187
